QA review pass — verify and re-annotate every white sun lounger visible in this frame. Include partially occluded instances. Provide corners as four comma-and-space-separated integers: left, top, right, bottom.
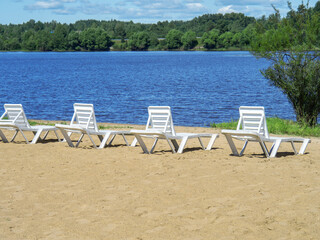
55, 103, 132, 149
0, 104, 61, 144
221, 106, 311, 158
130, 106, 219, 154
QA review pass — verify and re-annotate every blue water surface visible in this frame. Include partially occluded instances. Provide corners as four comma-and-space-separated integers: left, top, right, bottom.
0, 51, 296, 126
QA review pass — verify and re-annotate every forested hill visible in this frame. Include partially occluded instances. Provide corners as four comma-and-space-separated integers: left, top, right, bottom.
0, 1, 319, 52
0, 12, 255, 51
72, 13, 255, 38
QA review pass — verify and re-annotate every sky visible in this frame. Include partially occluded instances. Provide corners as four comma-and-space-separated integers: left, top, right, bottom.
0, 0, 317, 25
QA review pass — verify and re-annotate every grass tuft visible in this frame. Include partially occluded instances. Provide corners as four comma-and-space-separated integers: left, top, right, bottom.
98, 125, 133, 130
28, 121, 55, 126
210, 119, 238, 130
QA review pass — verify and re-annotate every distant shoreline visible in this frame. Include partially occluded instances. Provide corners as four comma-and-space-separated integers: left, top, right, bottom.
0, 48, 250, 53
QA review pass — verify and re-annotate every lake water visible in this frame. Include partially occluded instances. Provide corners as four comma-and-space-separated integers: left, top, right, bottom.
0, 51, 296, 127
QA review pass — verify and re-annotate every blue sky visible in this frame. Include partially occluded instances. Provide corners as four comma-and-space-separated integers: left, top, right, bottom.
0, 0, 317, 24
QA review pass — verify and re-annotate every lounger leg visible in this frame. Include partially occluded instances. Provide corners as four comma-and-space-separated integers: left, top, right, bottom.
299, 139, 310, 154
171, 140, 179, 151
10, 130, 19, 142
259, 141, 270, 158
32, 131, 43, 142
53, 130, 62, 142
99, 132, 112, 149
150, 138, 159, 153
58, 128, 75, 147
31, 129, 43, 144
165, 137, 176, 153
224, 133, 239, 156
269, 139, 281, 158
98, 135, 103, 142
177, 136, 188, 154
107, 135, 116, 146
0, 130, 8, 143
15, 128, 29, 144
198, 137, 205, 150
86, 132, 97, 149
290, 141, 297, 155
239, 140, 248, 156
75, 134, 85, 147
121, 134, 129, 146
62, 132, 73, 143
206, 134, 218, 150
42, 131, 49, 140
134, 135, 150, 154
131, 137, 138, 147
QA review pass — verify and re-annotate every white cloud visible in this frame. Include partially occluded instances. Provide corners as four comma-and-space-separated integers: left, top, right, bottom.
186, 3, 205, 11
53, 8, 76, 14
21, 0, 295, 22
218, 5, 237, 14
215, 0, 291, 17
23, 0, 208, 21
31, 1, 63, 9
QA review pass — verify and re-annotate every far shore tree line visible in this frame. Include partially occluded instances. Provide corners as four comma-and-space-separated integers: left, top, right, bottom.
0, 12, 259, 51
0, 1, 319, 52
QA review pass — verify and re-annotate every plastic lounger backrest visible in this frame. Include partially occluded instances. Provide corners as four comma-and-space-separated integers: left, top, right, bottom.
72, 103, 98, 131
3, 104, 31, 128
238, 106, 269, 138
147, 106, 176, 135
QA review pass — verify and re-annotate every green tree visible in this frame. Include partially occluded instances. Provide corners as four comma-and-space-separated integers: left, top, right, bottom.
35, 30, 51, 51
21, 30, 36, 50
218, 31, 234, 48
80, 28, 112, 51
5, 38, 20, 50
202, 29, 219, 49
95, 28, 113, 51
149, 33, 159, 49
112, 41, 128, 51
166, 29, 183, 49
181, 30, 198, 50
251, 2, 320, 126
314, 1, 320, 12
52, 24, 69, 50
114, 23, 126, 42
242, 24, 256, 45
0, 37, 4, 50
68, 31, 81, 51
80, 28, 96, 50
128, 31, 150, 50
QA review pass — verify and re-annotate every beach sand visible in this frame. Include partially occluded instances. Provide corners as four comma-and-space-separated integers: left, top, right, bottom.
0, 122, 319, 240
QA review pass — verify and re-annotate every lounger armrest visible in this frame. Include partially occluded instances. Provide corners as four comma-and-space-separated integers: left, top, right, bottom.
0, 119, 15, 124
23, 125, 57, 131
221, 129, 262, 136
0, 121, 17, 128
264, 136, 311, 143
96, 129, 132, 135
130, 129, 165, 135
221, 129, 259, 135
221, 129, 264, 141
55, 124, 83, 131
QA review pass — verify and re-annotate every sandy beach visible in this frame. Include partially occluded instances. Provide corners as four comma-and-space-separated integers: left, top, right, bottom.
0, 122, 319, 239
